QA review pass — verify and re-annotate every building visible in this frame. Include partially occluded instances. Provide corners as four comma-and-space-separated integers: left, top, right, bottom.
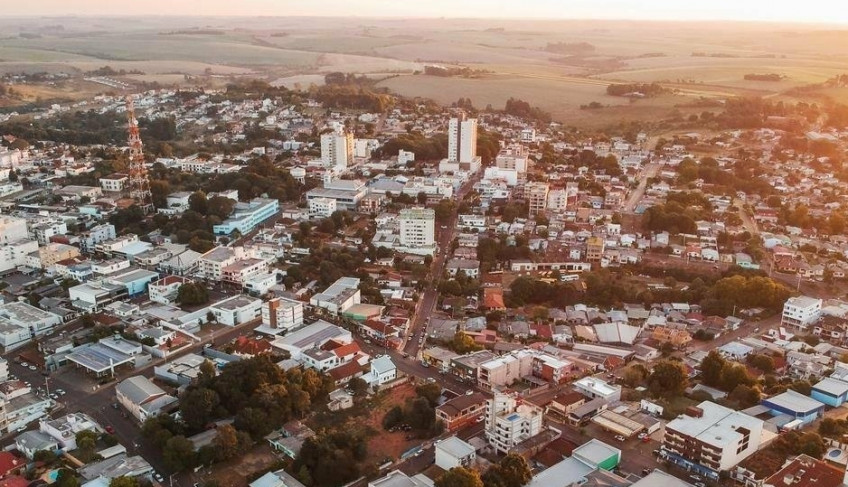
436, 392, 487, 431
148, 275, 192, 304
479, 350, 534, 391
662, 401, 764, 481
368, 471, 430, 487
485, 392, 544, 454
761, 390, 825, 425
306, 179, 368, 212
0, 238, 38, 273
259, 297, 304, 335
782, 296, 823, 329
495, 145, 529, 173
573, 377, 622, 402
310, 277, 360, 315
367, 356, 397, 385
249, 469, 306, 487
221, 258, 268, 284
115, 376, 177, 422
652, 327, 693, 348
212, 198, 279, 236
99, 174, 128, 192
586, 236, 606, 262
308, 197, 337, 218
154, 354, 210, 386
435, 436, 476, 470
525, 182, 549, 217
399, 207, 436, 252
39, 413, 100, 450
321, 130, 354, 169
812, 376, 848, 407
0, 216, 28, 244
29, 219, 67, 245
25, 243, 79, 270
0, 302, 62, 348
209, 295, 263, 326
762, 454, 845, 487
271, 320, 352, 360
197, 246, 240, 280
79, 224, 117, 253
16, 431, 58, 460
448, 115, 478, 163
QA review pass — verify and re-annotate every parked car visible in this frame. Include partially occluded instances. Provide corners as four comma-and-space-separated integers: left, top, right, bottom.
105, 425, 115, 434
614, 435, 626, 442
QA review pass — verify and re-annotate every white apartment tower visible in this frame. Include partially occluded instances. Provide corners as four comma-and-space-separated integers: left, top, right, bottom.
485, 392, 543, 454
781, 296, 822, 329
0, 216, 28, 244
321, 130, 354, 169
525, 182, 550, 217
448, 114, 478, 163
261, 297, 304, 333
399, 207, 436, 249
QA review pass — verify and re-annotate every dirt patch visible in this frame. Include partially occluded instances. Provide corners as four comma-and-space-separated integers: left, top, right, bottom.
199, 444, 280, 487
360, 383, 420, 465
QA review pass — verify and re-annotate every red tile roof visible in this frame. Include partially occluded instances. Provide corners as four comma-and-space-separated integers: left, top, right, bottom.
233, 336, 271, 356
0, 452, 22, 477
328, 361, 362, 382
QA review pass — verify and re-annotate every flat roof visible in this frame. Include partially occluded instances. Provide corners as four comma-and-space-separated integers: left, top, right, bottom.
631, 470, 695, 487
813, 377, 848, 397
572, 439, 621, 467
527, 457, 594, 487
66, 343, 134, 373
275, 320, 346, 349
435, 436, 475, 459
666, 401, 763, 449
763, 390, 825, 414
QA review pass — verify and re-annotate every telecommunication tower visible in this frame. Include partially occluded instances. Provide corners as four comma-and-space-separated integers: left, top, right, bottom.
125, 96, 154, 213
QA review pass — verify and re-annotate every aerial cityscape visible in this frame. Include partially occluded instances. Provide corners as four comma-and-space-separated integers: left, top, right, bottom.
1, 2, 848, 487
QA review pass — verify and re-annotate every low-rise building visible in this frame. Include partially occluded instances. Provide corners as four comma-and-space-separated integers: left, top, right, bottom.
209, 295, 263, 326
436, 392, 487, 431
309, 277, 360, 315
115, 376, 177, 422
435, 436, 476, 470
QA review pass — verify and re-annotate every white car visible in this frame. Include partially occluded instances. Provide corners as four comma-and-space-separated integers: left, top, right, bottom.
20, 362, 28, 368
614, 435, 626, 442
28, 365, 36, 371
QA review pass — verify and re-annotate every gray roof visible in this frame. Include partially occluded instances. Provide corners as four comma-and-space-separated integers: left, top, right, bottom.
16, 430, 57, 451
116, 376, 167, 404
78, 454, 153, 481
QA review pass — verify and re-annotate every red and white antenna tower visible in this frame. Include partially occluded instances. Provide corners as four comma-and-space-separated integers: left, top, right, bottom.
125, 95, 154, 213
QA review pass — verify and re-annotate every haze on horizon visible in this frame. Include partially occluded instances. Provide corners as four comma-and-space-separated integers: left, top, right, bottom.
8, 0, 848, 25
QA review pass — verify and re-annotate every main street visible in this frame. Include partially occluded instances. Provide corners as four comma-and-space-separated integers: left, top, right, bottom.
403, 172, 481, 359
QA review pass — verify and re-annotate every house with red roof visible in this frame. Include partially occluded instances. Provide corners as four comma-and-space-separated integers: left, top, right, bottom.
0, 452, 22, 478
232, 336, 272, 357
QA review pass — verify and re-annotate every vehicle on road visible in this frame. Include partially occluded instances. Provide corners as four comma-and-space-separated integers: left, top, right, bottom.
614, 435, 626, 442
105, 425, 115, 434
153, 473, 164, 483
20, 362, 28, 367
28, 365, 36, 371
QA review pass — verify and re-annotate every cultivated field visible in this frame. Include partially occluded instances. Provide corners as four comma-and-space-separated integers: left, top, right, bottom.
2, 16, 848, 125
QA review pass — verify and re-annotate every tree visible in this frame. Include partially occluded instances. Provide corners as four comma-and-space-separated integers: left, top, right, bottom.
748, 354, 775, 373
179, 387, 221, 431
728, 384, 761, 408
789, 380, 813, 396
188, 191, 208, 215
700, 350, 726, 387
177, 283, 209, 306
163, 435, 197, 472
213, 424, 250, 462
415, 382, 442, 407
207, 196, 236, 220
347, 377, 368, 396
54, 469, 80, 487
494, 454, 532, 487
76, 430, 98, 452
198, 360, 216, 386
435, 467, 483, 487
109, 477, 139, 487
647, 360, 688, 398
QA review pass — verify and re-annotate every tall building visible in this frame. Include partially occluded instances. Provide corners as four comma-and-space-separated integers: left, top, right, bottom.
0, 216, 28, 244
525, 182, 549, 217
586, 236, 606, 262
260, 297, 304, 335
781, 296, 822, 329
661, 401, 764, 481
399, 207, 436, 250
495, 145, 529, 172
485, 392, 543, 454
321, 131, 354, 169
448, 114, 478, 163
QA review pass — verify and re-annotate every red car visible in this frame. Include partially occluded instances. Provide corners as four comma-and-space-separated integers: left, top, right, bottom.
105, 425, 115, 434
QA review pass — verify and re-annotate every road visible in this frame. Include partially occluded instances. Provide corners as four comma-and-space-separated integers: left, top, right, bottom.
622, 162, 661, 214
403, 173, 481, 359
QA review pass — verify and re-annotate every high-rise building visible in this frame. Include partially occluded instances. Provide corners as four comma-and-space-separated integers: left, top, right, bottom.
399, 207, 436, 250
525, 182, 549, 217
321, 131, 354, 169
485, 392, 543, 454
448, 114, 478, 163
261, 297, 304, 334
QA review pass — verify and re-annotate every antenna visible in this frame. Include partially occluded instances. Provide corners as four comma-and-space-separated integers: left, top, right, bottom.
125, 96, 154, 214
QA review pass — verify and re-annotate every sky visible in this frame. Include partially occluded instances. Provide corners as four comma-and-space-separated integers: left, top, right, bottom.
8, 0, 848, 25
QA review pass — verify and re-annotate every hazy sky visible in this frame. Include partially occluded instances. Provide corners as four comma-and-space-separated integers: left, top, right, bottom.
8, 0, 848, 24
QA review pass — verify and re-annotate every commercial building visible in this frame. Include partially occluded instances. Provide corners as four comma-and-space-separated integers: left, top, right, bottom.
68, 280, 127, 312
761, 390, 825, 425
221, 258, 268, 284
209, 295, 263, 327
485, 392, 544, 454
154, 353, 211, 386
662, 401, 764, 481
0, 302, 63, 348
259, 297, 304, 335
399, 207, 436, 252
305, 179, 368, 211
782, 296, 823, 329
197, 246, 241, 280
212, 198, 279, 236
812, 376, 848, 407
495, 145, 529, 173
79, 224, 117, 253
310, 277, 360, 315
271, 320, 352, 360
29, 219, 68, 245
0, 216, 28, 244
0, 238, 39, 273
115, 376, 177, 422
308, 197, 337, 218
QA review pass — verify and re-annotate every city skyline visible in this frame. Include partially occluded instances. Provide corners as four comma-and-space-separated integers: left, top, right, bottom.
6, 0, 848, 25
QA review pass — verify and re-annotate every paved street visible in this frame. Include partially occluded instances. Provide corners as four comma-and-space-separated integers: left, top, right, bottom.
623, 162, 661, 214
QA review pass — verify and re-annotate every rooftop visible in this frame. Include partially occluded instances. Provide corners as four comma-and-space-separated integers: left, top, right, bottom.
666, 401, 763, 449
763, 390, 825, 414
